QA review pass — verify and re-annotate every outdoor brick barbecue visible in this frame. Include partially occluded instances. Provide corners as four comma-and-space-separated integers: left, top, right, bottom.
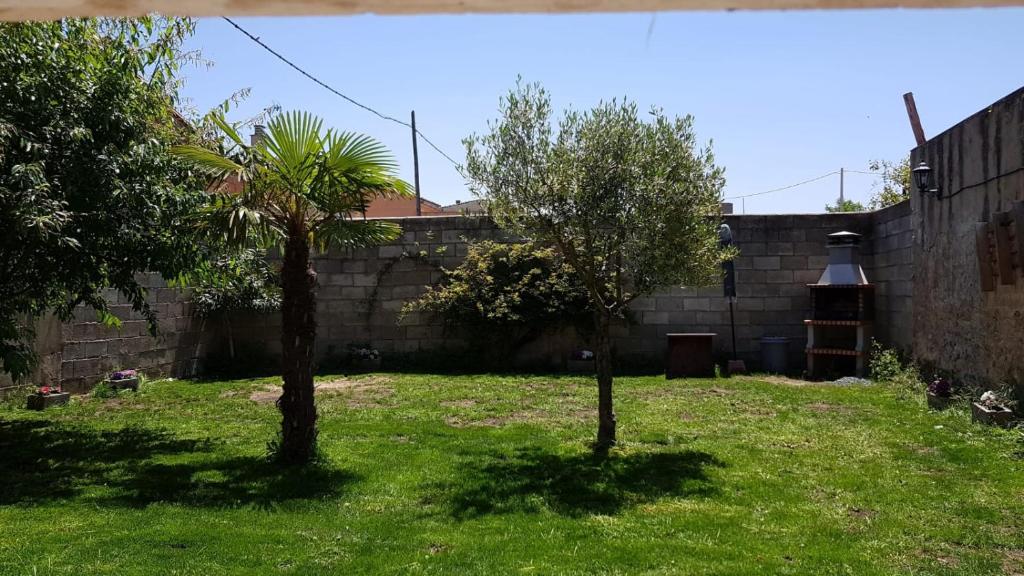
805, 231, 875, 379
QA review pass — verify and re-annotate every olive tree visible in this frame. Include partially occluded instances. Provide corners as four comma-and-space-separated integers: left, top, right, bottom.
464, 82, 726, 449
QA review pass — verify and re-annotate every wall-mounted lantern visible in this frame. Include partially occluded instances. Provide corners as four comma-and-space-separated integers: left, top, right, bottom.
913, 161, 942, 199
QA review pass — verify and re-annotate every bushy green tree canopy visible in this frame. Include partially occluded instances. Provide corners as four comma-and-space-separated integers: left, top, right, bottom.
868, 157, 911, 209
402, 240, 591, 362
0, 18, 207, 379
464, 81, 726, 447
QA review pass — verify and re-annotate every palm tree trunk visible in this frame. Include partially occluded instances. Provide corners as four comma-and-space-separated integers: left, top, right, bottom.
278, 230, 318, 465
593, 309, 616, 450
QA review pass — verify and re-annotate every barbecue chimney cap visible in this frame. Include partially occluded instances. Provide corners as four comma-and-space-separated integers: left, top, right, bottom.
827, 231, 862, 246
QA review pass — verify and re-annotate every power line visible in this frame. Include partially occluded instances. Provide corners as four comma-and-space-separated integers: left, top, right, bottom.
220, 17, 463, 171
725, 170, 840, 200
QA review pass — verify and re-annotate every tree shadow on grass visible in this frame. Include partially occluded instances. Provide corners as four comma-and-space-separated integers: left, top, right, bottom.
0, 419, 355, 508
436, 446, 725, 518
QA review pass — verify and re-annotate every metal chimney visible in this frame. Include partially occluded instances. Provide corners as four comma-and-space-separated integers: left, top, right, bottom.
816, 231, 868, 285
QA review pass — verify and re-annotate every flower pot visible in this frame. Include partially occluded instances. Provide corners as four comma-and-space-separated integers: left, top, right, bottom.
108, 377, 139, 391
971, 402, 1014, 428
26, 392, 71, 410
926, 391, 954, 410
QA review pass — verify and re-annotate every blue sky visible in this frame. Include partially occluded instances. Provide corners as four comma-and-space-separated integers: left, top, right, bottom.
180, 10, 1024, 214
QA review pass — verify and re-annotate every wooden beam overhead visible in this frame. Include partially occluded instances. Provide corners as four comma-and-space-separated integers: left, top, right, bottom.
3, 0, 1024, 21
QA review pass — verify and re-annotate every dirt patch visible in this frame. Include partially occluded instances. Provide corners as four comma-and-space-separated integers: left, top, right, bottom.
249, 387, 280, 404
248, 376, 395, 406
912, 548, 963, 570
444, 407, 583, 428
440, 399, 477, 408
847, 507, 878, 520
1004, 550, 1024, 576
679, 412, 696, 422
753, 375, 814, 387
805, 402, 853, 414
636, 385, 738, 402
743, 407, 778, 418
445, 415, 505, 428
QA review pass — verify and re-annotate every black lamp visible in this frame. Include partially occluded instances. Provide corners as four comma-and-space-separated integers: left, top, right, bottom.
913, 161, 941, 198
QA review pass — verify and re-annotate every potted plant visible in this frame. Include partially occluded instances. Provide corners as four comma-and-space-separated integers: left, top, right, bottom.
971, 390, 1015, 428
567, 349, 595, 373
26, 384, 71, 410
348, 345, 381, 372
108, 369, 140, 391
926, 376, 954, 410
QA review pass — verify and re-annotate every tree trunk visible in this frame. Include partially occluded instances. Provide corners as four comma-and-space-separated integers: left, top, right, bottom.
593, 309, 616, 449
278, 230, 318, 465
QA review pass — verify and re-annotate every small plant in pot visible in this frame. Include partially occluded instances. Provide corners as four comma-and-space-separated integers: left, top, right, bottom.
348, 345, 381, 372
26, 384, 70, 410
926, 376, 954, 410
108, 369, 140, 392
971, 390, 1015, 428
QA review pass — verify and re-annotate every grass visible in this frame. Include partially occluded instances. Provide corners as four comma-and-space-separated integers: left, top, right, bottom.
1, 372, 1022, 575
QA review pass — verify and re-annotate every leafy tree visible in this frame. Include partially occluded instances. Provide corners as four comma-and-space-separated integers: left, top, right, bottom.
0, 18, 207, 380
825, 198, 867, 213
401, 240, 591, 364
173, 111, 410, 465
464, 82, 726, 449
868, 157, 910, 209
191, 248, 281, 363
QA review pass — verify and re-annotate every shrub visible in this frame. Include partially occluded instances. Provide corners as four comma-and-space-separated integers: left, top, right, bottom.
401, 240, 591, 365
869, 341, 921, 391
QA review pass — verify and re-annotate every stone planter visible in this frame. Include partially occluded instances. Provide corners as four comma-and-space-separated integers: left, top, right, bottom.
567, 359, 594, 374
971, 402, 1014, 428
108, 377, 139, 392
926, 392, 954, 410
26, 392, 71, 410
727, 359, 747, 376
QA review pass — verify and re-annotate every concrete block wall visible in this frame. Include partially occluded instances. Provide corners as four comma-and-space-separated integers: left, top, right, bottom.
869, 200, 914, 353
4, 205, 918, 393
227, 211, 908, 374
57, 274, 203, 392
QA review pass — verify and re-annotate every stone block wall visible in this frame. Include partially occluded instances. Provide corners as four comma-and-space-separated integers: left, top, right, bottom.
911, 87, 1024, 390
57, 274, 203, 392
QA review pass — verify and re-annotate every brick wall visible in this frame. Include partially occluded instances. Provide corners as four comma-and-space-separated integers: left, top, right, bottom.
911, 87, 1024, 391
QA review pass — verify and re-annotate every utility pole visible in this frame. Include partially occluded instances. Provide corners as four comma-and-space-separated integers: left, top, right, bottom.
840, 167, 845, 205
411, 110, 422, 216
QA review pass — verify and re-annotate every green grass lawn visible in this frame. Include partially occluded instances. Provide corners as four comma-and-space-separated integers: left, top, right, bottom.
1, 373, 1022, 575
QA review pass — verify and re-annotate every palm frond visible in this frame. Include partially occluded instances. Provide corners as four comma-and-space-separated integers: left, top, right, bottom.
208, 109, 246, 149
170, 144, 243, 177
196, 193, 284, 247
314, 219, 403, 252
261, 111, 324, 191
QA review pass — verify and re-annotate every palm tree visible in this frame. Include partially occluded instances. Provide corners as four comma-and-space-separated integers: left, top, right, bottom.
173, 111, 410, 465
